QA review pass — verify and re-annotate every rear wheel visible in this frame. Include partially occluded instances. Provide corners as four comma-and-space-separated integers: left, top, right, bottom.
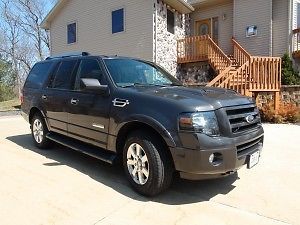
31, 114, 51, 149
123, 130, 173, 196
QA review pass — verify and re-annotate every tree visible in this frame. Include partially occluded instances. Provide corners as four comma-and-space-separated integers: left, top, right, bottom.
281, 53, 300, 85
13, 0, 51, 60
0, 0, 53, 93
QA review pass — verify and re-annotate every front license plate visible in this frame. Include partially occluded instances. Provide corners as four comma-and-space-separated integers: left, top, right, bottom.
247, 151, 260, 169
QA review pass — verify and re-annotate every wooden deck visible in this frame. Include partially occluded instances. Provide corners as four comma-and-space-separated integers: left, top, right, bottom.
177, 35, 282, 109
292, 28, 300, 58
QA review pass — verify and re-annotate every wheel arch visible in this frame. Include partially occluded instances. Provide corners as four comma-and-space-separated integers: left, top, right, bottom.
115, 119, 176, 166
29, 107, 50, 130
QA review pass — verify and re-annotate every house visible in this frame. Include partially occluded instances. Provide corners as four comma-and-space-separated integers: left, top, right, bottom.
41, 0, 300, 108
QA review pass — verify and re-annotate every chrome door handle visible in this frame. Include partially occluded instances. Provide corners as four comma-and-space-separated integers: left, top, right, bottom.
71, 98, 79, 105
42, 95, 47, 100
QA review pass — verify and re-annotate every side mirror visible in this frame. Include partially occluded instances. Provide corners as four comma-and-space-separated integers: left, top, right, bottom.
80, 78, 110, 95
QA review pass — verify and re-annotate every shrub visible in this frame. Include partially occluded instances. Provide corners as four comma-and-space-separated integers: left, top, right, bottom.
0, 84, 16, 102
259, 101, 300, 123
281, 54, 300, 85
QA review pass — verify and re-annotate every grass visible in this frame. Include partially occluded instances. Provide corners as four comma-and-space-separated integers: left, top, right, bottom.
0, 98, 21, 112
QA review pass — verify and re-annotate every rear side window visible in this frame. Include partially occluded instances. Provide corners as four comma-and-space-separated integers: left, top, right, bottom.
51, 60, 77, 90
25, 62, 54, 89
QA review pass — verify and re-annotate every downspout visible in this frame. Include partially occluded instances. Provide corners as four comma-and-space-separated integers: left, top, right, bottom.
288, 0, 293, 56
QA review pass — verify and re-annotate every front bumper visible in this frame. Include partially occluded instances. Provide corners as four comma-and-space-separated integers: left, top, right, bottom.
169, 126, 264, 180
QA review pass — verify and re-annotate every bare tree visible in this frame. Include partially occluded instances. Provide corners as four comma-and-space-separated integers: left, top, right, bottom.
13, 0, 50, 60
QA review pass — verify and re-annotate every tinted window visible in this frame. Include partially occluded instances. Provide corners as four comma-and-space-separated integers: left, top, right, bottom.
75, 59, 106, 90
167, 9, 174, 34
51, 60, 77, 90
67, 23, 77, 44
25, 62, 54, 89
104, 59, 181, 87
112, 8, 124, 34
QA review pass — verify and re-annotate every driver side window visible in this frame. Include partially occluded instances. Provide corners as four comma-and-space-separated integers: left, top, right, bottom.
75, 59, 106, 90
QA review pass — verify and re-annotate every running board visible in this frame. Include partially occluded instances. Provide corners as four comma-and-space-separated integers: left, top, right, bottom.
46, 132, 117, 164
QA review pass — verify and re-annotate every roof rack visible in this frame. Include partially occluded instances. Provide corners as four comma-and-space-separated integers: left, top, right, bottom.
45, 52, 90, 60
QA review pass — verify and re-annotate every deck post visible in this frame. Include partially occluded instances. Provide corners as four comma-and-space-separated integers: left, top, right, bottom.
274, 91, 280, 111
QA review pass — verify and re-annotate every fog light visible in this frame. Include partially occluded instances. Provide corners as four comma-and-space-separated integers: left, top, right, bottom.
208, 153, 223, 166
209, 154, 215, 164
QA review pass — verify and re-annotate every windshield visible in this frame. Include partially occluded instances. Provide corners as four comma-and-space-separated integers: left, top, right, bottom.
103, 58, 182, 87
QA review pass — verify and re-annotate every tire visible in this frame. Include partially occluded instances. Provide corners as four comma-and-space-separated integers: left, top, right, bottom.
31, 113, 51, 149
123, 130, 173, 196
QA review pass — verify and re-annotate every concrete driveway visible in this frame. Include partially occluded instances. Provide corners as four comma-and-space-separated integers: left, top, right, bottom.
0, 116, 299, 225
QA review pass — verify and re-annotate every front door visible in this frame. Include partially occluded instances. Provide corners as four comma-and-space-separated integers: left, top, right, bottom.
67, 58, 111, 149
196, 19, 211, 36
195, 18, 219, 43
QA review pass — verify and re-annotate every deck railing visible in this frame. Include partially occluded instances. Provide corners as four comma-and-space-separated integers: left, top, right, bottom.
249, 57, 281, 91
232, 38, 251, 66
177, 36, 281, 99
177, 35, 231, 73
293, 28, 300, 58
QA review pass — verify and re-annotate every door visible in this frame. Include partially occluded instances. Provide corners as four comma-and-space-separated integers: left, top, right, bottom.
195, 18, 219, 43
195, 19, 211, 36
67, 58, 111, 149
42, 59, 78, 134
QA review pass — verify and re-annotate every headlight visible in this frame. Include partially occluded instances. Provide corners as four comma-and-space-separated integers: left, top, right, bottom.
178, 111, 220, 136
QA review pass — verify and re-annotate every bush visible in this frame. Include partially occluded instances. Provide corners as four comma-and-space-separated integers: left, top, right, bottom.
259, 101, 300, 123
0, 84, 16, 102
281, 54, 300, 85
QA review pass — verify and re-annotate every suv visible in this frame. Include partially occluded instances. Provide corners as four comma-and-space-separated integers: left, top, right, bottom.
21, 52, 264, 196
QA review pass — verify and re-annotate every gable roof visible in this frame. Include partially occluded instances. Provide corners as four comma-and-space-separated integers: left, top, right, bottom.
40, 0, 194, 29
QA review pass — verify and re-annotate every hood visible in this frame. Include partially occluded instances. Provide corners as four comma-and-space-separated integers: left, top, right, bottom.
125, 86, 254, 111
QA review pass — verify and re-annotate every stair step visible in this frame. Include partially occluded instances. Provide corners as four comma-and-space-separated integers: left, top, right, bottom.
46, 132, 117, 164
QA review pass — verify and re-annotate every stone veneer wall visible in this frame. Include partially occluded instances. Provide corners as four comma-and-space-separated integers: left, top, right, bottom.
256, 85, 300, 107
177, 62, 213, 85
154, 0, 189, 76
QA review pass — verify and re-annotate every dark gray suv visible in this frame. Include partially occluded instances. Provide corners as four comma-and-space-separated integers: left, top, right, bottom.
21, 52, 264, 196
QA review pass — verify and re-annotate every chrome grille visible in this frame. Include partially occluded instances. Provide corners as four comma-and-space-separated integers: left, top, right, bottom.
225, 104, 261, 134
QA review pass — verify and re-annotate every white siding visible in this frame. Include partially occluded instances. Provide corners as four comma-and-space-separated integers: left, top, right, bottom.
50, 0, 154, 61
190, 0, 234, 54
272, 0, 289, 57
233, 0, 272, 56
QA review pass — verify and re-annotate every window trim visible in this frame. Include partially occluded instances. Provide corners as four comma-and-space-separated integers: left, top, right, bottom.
67, 21, 78, 45
111, 7, 126, 34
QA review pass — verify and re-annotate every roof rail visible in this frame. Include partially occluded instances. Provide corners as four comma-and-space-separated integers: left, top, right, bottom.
45, 52, 90, 60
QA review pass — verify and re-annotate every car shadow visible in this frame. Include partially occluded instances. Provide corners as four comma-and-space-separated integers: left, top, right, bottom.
6, 134, 238, 205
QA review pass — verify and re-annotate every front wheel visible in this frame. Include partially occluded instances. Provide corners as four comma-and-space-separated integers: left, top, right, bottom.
123, 130, 173, 196
31, 114, 51, 149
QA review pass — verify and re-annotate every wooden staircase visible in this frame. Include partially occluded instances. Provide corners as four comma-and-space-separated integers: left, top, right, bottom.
177, 35, 282, 108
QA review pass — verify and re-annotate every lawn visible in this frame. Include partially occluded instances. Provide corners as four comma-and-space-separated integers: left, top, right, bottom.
0, 98, 21, 112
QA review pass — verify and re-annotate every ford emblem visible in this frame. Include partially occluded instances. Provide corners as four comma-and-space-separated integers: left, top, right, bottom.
245, 115, 255, 124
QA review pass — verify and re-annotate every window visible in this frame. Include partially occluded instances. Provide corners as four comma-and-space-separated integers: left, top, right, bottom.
51, 60, 77, 90
167, 9, 175, 34
103, 58, 181, 87
67, 22, 77, 44
75, 59, 106, 90
112, 8, 124, 34
212, 17, 219, 43
24, 62, 54, 89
